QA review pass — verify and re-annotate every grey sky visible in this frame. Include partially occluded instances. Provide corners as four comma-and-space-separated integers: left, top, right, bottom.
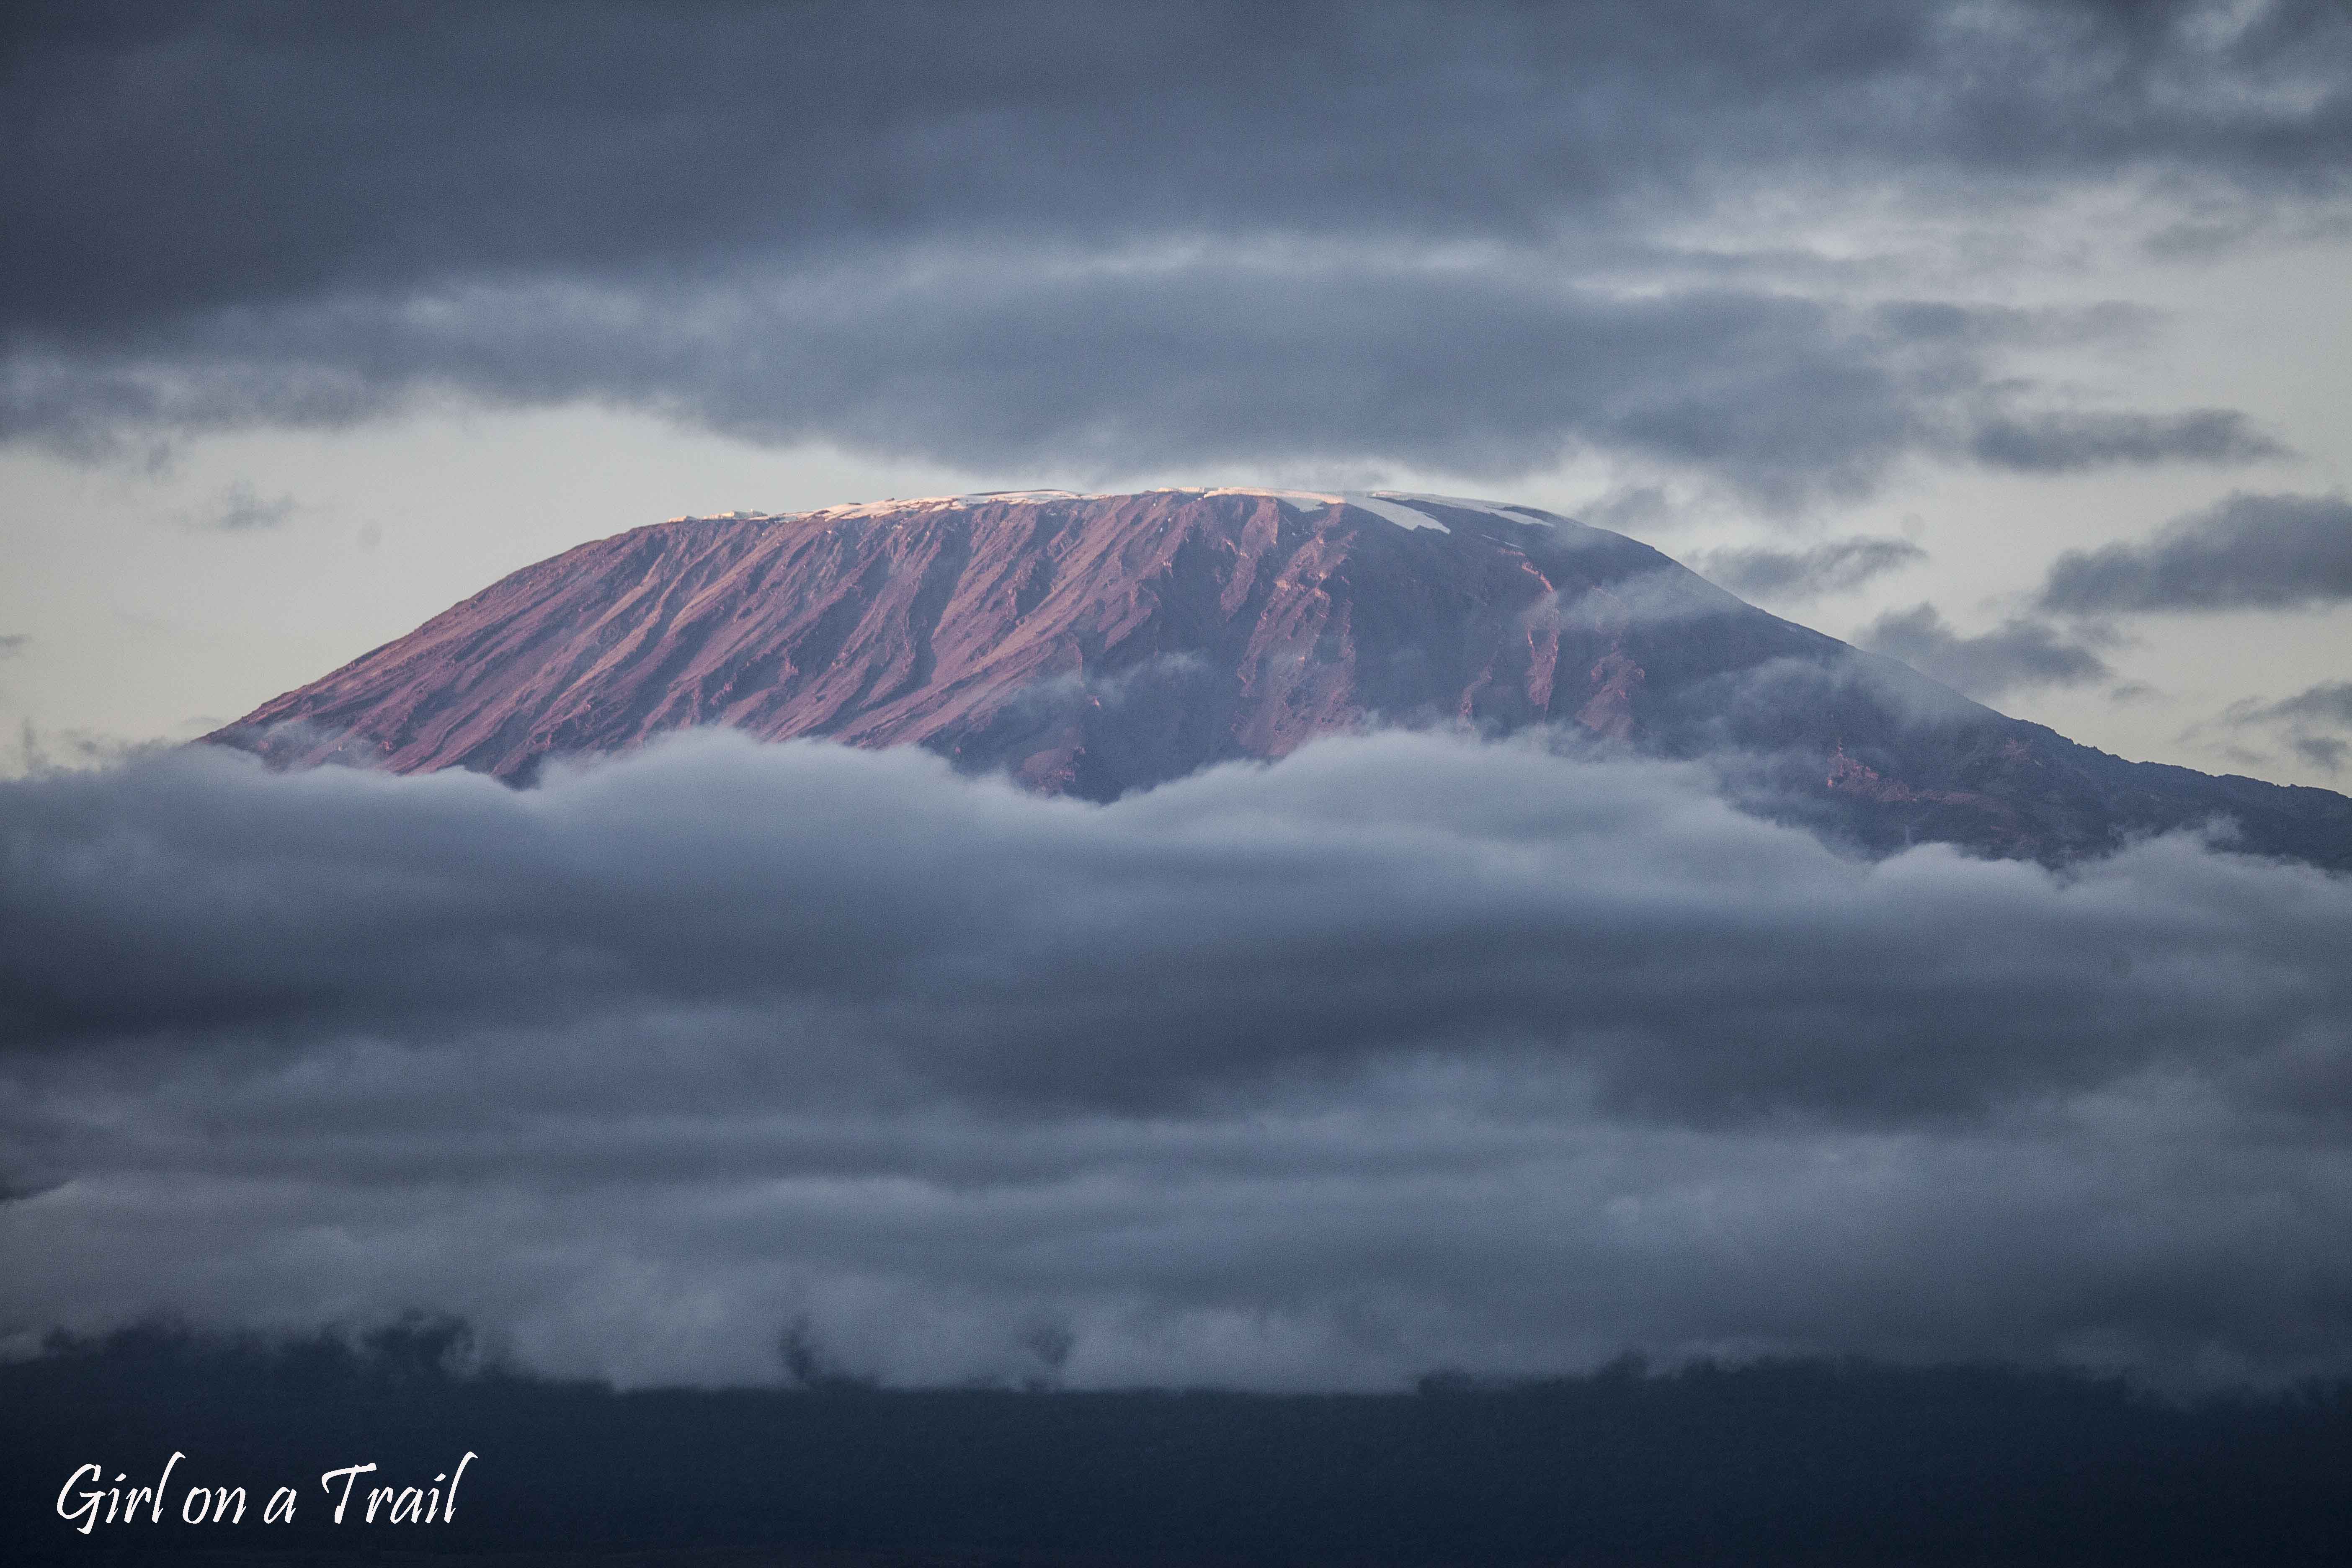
3, 0, 2347, 784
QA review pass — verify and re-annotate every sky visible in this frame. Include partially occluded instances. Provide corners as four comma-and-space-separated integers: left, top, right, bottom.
4, 0, 2352, 1391
2, 0, 2349, 782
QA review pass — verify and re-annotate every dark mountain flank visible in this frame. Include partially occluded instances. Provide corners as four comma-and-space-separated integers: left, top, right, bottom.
209, 489, 2352, 867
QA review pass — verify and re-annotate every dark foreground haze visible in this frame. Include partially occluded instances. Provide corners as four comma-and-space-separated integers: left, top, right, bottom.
7, 1321, 2350, 1567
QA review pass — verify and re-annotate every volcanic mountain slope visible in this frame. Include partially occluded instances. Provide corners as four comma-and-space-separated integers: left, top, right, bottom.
210, 488, 2352, 867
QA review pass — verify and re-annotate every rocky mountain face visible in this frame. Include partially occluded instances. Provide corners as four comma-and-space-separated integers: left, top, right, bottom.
209, 488, 2352, 867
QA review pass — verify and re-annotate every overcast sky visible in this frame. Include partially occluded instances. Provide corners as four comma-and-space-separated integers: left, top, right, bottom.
5, 1, 2352, 1391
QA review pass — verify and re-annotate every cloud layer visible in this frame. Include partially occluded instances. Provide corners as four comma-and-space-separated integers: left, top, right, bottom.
2041, 492, 2352, 613
5, 0, 2340, 497
5, 730, 2349, 1387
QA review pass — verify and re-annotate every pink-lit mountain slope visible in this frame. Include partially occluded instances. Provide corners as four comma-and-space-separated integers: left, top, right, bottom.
209, 488, 2351, 866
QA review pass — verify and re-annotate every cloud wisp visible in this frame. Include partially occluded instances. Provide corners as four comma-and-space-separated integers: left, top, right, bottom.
1692, 536, 1927, 602
1967, 410, 2286, 474
183, 479, 297, 532
4, 729, 2349, 1388
1854, 603, 2115, 700
2211, 680, 2352, 774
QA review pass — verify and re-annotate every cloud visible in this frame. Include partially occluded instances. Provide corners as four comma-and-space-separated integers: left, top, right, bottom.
5, 2, 2347, 342
2040, 492, 2352, 613
2213, 680, 2352, 774
2254, 682, 2352, 728
1854, 602, 2113, 699
0, 273, 2288, 508
2248, 686, 2352, 738
184, 479, 296, 532
1692, 536, 1927, 601
0, 272, 1963, 500
2295, 736, 2349, 771
0, 634, 26, 658
0, 1, 2337, 497
1968, 409, 2287, 472
4, 729, 2350, 1388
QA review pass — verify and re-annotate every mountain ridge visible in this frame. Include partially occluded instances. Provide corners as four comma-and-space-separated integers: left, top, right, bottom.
207, 488, 2352, 868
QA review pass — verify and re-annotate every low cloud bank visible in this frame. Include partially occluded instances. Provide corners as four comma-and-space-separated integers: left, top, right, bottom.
4, 730, 2349, 1388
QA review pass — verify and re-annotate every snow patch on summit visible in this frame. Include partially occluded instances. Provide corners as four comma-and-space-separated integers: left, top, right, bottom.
1201, 487, 1346, 514
1346, 495, 1453, 534
733, 488, 1568, 535
1373, 492, 1561, 528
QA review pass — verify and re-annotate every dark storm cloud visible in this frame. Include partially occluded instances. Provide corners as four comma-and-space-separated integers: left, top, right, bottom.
4, 731, 2350, 1386
2, 0, 2335, 494
8, 0, 2347, 339
1692, 536, 1927, 601
2040, 491, 2352, 612
1855, 602, 2113, 699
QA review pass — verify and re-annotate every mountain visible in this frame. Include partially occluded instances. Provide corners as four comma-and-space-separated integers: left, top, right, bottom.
207, 488, 2352, 867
